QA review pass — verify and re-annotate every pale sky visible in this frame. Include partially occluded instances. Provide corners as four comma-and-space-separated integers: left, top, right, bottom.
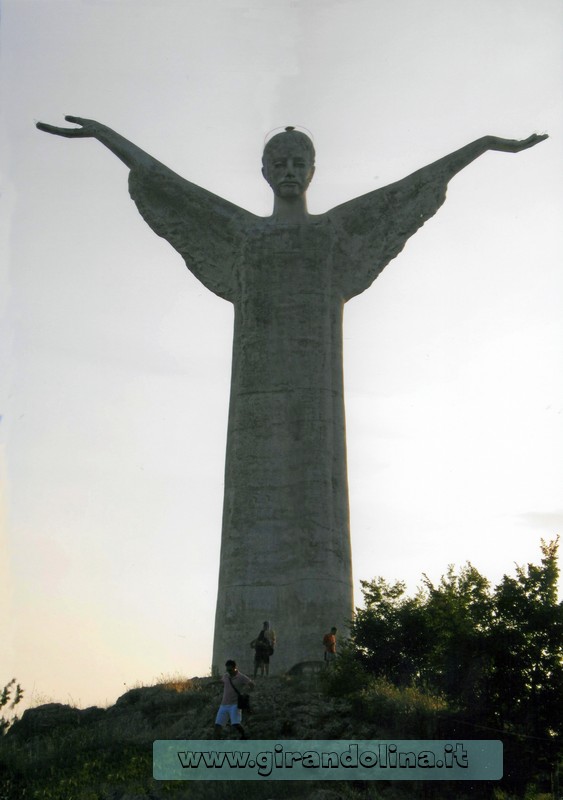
1, 0, 562, 711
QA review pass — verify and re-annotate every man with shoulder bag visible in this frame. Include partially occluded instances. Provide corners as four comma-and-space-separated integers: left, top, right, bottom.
214, 660, 254, 739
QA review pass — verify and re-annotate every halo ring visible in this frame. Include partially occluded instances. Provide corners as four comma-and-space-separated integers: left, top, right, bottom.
263, 125, 315, 147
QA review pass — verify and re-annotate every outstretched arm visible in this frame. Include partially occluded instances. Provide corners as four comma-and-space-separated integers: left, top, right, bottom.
328, 132, 547, 301
417, 133, 548, 182
36, 115, 257, 303
36, 115, 159, 170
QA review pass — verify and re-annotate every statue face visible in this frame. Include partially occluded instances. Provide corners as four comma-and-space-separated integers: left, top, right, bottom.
262, 143, 315, 198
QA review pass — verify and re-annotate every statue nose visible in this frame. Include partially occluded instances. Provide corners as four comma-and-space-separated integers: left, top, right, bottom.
284, 159, 298, 176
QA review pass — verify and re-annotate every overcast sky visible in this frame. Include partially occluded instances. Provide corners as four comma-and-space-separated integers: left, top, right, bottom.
1, 0, 562, 710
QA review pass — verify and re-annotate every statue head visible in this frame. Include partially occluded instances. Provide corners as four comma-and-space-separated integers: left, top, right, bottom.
262, 127, 316, 199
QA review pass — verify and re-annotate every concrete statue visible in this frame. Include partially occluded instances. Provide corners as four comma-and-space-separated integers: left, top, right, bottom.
36, 116, 547, 673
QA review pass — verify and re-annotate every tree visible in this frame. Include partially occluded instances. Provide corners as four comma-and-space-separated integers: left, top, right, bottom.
344, 538, 563, 798
488, 539, 563, 794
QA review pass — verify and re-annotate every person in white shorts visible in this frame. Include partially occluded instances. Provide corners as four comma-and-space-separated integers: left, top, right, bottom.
214, 659, 254, 739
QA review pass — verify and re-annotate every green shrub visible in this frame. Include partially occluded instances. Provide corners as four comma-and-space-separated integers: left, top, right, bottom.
352, 676, 449, 738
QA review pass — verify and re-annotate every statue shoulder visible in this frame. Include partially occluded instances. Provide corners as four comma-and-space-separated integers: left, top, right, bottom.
325, 172, 449, 300
128, 162, 259, 301
129, 162, 258, 230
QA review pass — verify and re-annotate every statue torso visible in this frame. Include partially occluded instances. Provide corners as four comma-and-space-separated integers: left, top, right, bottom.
231, 218, 343, 394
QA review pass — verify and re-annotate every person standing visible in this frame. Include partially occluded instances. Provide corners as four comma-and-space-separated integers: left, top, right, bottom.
214, 660, 253, 739
251, 621, 276, 678
323, 627, 337, 667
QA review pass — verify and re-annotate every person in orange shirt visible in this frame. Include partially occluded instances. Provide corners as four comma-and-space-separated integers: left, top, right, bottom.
322, 627, 337, 667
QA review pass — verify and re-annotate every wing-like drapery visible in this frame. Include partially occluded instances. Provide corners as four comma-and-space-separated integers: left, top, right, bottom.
327, 164, 450, 300
128, 163, 258, 302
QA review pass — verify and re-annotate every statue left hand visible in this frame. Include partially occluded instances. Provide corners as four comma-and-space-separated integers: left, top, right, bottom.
487, 133, 548, 152
36, 116, 107, 138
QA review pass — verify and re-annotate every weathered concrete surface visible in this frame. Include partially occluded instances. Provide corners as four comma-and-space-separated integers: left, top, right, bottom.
128, 130, 453, 673
214, 219, 353, 673
36, 118, 547, 676
127, 130, 453, 675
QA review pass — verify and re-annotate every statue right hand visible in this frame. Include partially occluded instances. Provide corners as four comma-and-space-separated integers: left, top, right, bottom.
36, 115, 107, 138
485, 133, 548, 153
36, 116, 151, 170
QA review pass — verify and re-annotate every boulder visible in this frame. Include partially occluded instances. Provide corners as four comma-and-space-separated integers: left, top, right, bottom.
8, 702, 80, 740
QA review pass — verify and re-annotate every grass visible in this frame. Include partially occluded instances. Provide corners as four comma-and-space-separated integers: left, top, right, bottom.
154, 673, 205, 694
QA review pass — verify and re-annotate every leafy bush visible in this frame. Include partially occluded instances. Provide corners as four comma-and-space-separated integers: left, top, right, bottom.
353, 677, 449, 738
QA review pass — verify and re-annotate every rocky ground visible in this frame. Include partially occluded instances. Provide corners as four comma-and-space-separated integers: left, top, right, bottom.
1, 672, 404, 800
2, 672, 481, 799
8, 670, 366, 742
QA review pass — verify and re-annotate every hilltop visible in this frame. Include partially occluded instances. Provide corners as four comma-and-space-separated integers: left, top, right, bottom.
0, 671, 446, 800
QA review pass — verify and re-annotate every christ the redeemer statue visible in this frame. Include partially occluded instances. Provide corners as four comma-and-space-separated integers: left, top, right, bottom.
36, 116, 546, 673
